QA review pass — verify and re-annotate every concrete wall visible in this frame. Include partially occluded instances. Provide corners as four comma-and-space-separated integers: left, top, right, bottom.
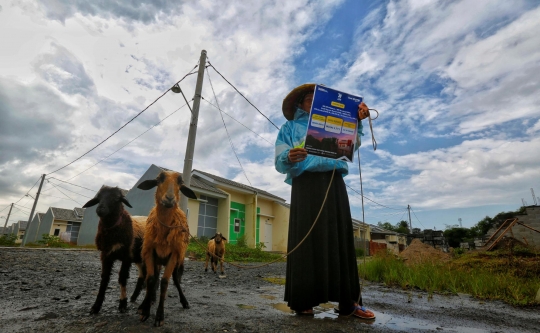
272, 202, 289, 252
513, 206, 540, 248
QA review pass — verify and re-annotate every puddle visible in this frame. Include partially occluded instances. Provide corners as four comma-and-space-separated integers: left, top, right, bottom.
375, 312, 490, 332
260, 295, 276, 300
236, 304, 255, 310
272, 303, 294, 314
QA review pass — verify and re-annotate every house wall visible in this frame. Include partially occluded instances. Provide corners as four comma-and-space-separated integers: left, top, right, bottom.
514, 206, 540, 249
49, 221, 68, 236
24, 213, 42, 244
36, 209, 55, 242
272, 203, 290, 252
187, 199, 200, 236
245, 195, 257, 248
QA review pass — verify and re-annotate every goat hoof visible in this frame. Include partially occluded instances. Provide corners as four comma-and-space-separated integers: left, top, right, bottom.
119, 298, 128, 312
89, 304, 101, 315
182, 303, 190, 309
139, 314, 150, 322
155, 320, 164, 327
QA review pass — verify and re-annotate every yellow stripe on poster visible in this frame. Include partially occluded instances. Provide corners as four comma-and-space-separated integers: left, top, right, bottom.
331, 101, 345, 108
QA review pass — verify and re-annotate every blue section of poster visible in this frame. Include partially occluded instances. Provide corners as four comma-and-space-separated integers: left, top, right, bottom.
304, 85, 363, 162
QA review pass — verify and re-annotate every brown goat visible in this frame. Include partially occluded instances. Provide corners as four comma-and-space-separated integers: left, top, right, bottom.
82, 186, 147, 314
205, 232, 227, 274
136, 171, 197, 327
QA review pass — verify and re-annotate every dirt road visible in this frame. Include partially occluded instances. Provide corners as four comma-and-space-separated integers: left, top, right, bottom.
0, 248, 537, 332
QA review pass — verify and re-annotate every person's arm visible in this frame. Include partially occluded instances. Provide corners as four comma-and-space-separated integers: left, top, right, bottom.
275, 124, 308, 174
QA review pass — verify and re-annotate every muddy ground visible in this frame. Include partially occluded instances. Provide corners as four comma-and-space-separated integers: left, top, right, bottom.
0, 248, 538, 333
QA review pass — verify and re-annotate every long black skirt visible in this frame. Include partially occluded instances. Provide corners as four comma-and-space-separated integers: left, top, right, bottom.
284, 170, 362, 312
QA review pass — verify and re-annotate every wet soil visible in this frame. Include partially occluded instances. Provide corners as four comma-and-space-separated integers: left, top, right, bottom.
0, 248, 538, 332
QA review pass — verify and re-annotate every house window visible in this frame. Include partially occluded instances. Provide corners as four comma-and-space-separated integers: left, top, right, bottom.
234, 218, 241, 233
197, 195, 219, 238
54, 229, 60, 236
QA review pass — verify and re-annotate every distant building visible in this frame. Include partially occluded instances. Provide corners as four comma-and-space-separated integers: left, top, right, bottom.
369, 224, 407, 254
27, 207, 84, 244
12, 220, 28, 244
23, 212, 46, 244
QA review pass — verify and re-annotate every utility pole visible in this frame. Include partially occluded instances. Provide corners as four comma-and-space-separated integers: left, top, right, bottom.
2, 203, 14, 233
180, 50, 207, 214
407, 204, 412, 232
21, 174, 45, 246
458, 218, 462, 228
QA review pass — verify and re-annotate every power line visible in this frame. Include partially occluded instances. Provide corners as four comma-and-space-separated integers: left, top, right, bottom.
202, 97, 273, 145
206, 67, 252, 186
45, 180, 83, 206
207, 62, 279, 130
45, 180, 93, 199
345, 184, 403, 210
47, 64, 199, 176
47, 178, 98, 193
410, 207, 426, 229
66, 102, 191, 181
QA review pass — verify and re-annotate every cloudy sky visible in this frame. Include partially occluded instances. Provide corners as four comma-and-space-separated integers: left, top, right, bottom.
1, 0, 539, 231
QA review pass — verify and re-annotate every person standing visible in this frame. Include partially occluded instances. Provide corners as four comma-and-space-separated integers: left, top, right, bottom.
275, 83, 375, 319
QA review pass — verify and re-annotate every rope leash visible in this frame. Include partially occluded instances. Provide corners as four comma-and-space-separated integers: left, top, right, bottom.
188, 164, 337, 270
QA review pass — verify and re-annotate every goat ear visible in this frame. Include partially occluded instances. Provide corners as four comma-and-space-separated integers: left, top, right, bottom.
137, 179, 158, 190
180, 185, 198, 199
222, 236, 227, 241
82, 198, 100, 208
121, 197, 133, 208
210, 235, 216, 240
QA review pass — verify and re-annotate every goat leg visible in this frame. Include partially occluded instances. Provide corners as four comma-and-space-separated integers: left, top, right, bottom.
155, 277, 169, 327
118, 259, 131, 313
220, 256, 225, 275
204, 252, 210, 272
91, 257, 114, 314
138, 274, 155, 321
130, 263, 146, 302
172, 264, 190, 309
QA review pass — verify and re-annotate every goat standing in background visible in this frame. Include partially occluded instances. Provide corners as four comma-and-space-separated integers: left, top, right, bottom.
136, 171, 198, 327
205, 232, 227, 275
82, 186, 147, 314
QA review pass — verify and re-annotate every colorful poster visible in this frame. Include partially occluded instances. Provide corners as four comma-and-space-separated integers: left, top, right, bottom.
303, 85, 362, 162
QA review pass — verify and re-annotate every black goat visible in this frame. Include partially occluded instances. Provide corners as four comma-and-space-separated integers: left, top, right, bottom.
82, 186, 146, 314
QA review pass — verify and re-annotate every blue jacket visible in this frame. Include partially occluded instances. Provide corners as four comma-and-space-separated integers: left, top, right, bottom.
275, 107, 364, 185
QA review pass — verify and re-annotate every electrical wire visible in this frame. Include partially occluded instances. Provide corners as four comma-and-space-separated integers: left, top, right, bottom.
206, 67, 252, 186
65, 102, 190, 182
410, 207, 426, 229
47, 64, 199, 176
207, 62, 279, 130
45, 180, 83, 206
44, 180, 93, 199
201, 97, 273, 145
345, 184, 403, 210
46, 178, 97, 193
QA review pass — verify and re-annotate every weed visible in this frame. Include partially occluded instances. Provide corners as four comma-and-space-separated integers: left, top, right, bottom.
0, 234, 18, 246
359, 250, 540, 306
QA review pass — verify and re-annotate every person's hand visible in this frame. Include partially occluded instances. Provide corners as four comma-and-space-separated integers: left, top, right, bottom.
288, 148, 307, 163
358, 102, 370, 120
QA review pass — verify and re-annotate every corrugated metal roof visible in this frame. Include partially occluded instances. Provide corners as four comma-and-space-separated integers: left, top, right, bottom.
369, 224, 398, 235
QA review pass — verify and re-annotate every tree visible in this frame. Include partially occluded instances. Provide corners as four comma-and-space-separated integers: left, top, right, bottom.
443, 227, 472, 248
377, 220, 410, 234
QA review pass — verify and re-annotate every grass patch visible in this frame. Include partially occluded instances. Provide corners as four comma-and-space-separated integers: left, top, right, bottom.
263, 277, 286, 285
187, 237, 284, 263
359, 250, 540, 306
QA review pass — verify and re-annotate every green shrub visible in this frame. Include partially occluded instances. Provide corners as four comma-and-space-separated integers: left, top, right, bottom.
38, 234, 70, 248
0, 234, 18, 246
236, 235, 248, 248
355, 248, 365, 257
